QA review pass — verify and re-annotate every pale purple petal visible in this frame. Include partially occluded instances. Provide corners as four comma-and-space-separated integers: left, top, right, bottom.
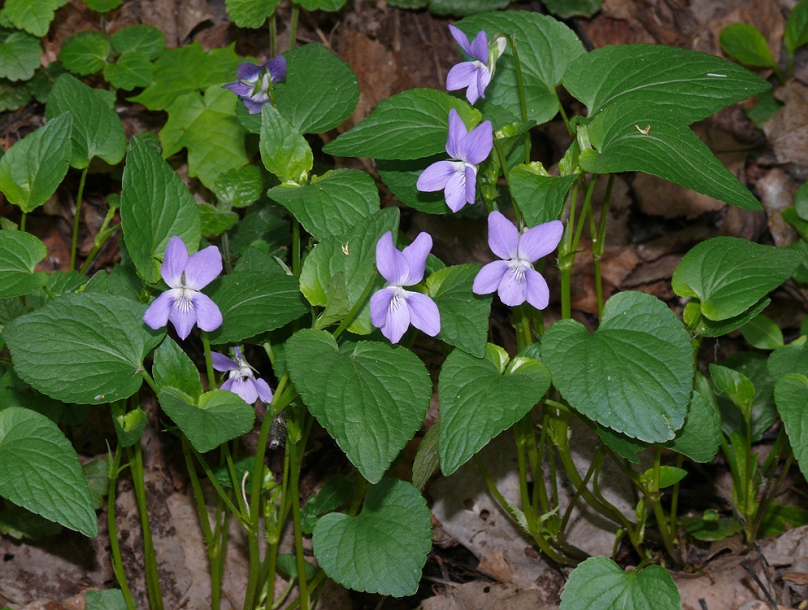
237, 62, 262, 81
444, 166, 468, 213
446, 108, 466, 159
212, 352, 238, 372
524, 268, 550, 310
517, 220, 564, 263
497, 267, 527, 307
375, 232, 409, 285
161, 236, 188, 288
265, 56, 286, 81
230, 377, 259, 404
192, 292, 223, 332
255, 377, 273, 403
370, 287, 395, 328
476, 66, 492, 101
446, 62, 477, 96
448, 24, 473, 57
468, 30, 489, 64
472, 260, 510, 295
406, 292, 440, 337
184, 245, 223, 290
460, 120, 493, 165
463, 164, 476, 207
143, 291, 175, 330
381, 295, 411, 344
242, 98, 265, 114
417, 161, 457, 192
222, 81, 252, 97
487, 211, 519, 260
221, 378, 235, 392
465, 71, 483, 105
169, 300, 197, 340
401, 233, 432, 286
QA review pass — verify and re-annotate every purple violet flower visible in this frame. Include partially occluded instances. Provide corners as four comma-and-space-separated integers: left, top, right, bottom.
416, 109, 493, 213
473, 212, 563, 310
212, 347, 273, 405
143, 236, 223, 340
446, 25, 506, 105
370, 231, 440, 344
222, 57, 286, 114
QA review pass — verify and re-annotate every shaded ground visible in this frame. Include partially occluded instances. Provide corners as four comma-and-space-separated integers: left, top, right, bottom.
2, 0, 808, 608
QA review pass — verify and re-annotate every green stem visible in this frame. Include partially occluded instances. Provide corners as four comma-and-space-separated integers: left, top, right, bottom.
332, 270, 378, 340
288, 423, 310, 610
127, 442, 164, 610
200, 332, 216, 391
289, 4, 299, 51
182, 436, 221, 610
140, 370, 159, 394
291, 220, 301, 276
508, 35, 531, 164
108, 446, 137, 610
593, 175, 613, 320
269, 12, 277, 57
192, 447, 247, 525
70, 167, 88, 271
79, 225, 119, 275
43, 285, 57, 301
647, 447, 682, 564
571, 178, 596, 255
669, 453, 683, 538
493, 138, 524, 227
558, 181, 579, 319
19, 212, 26, 232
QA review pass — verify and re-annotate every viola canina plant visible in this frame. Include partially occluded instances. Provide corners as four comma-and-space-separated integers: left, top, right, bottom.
2, 3, 808, 610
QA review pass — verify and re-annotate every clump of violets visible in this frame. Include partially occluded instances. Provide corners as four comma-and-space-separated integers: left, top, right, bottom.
370, 232, 440, 344
223, 56, 286, 114
473, 212, 563, 310
143, 236, 223, 340
446, 25, 507, 105
416, 108, 493, 213
212, 347, 273, 405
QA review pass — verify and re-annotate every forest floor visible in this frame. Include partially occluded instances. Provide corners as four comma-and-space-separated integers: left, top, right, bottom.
2, 0, 808, 609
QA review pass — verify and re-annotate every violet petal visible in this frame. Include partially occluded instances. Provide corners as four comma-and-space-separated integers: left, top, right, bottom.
255, 377, 274, 403
497, 267, 528, 307
487, 211, 519, 260
448, 24, 473, 57
161, 236, 189, 288
524, 268, 550, 310
444, 165, 468, 213
221, 378, 235, 392
370, 287, 395, 328
168, 299, 197, 340
231, 377, 259, 404
446, 62, 477, 96
237, 62, 262, 81
406, 292, 440, 337
446, 108, 466, 159
266, 55, 286, 81
242, 98, 265, 114
476, 66, 492, 101
517, 220, 564, 263
461, 120, 493, 165
469, 30, 489, 64
417, 160, 457, 192
184, 245, 223, 290
400, 233, 432, 286
381, 294, 411, 344
465, 73, 482, 105
463, 164, 477, 207
143, 291, 175, 330
222, 81, 252, 97
192, 292, 223, 332
375, 232, 409, 285
472, 260, 510, 295
211, 352, 238, 372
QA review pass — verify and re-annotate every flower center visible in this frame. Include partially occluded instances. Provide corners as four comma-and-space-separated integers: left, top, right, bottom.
508, 258, 532, 282
229, 363, 254, 382
388, 285, 409, 311
248, 71, 271, 102
172, 287, 197, 313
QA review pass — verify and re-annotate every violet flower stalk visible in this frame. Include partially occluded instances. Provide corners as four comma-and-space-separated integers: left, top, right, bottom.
446, 25, 506, 105
473, 212, 563, 310
416, 109, 493, 213
370, 232, 440, 344
143, 236, 223, 340
222, 57, 286, 114
212, 347, 273, 405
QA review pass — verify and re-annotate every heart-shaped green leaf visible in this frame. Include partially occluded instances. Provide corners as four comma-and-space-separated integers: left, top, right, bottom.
563, 44, 770, 125
286, 330, 431, 483
312, 478, 432, 596
0, 29, 41, 81
510, 165, 578, 226
120, 136, 202, 283
741, 314, 784, 350
541, 291, 693, 442
0, 230, 48, 298
2, 0, 59, 37
110, 25, 165, 60
323, 88, 480, 160
439, 345, 550, 475
0, 408, 97, 537
206, 271, 308, 345
769, 344, 808, 380
103, 52, 155, 91
0, 112, 72, 214
774, 374, 808, 482
213, 164, 263, 208
152, 337, 203, 400
719, 23, 777, 69
560, 557, 680, 610
45, 73, 126, 169
59, 31, 110, 76
4, 293, 163, 404
268, 169, 380, 240
427, 265, 491, 358
225, 0, 280, 28
159, 387, 256, 453
455, 12, 584, 126
664, 389, 721, 463
260, 102, 312, 184
672, 237, 804, 321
